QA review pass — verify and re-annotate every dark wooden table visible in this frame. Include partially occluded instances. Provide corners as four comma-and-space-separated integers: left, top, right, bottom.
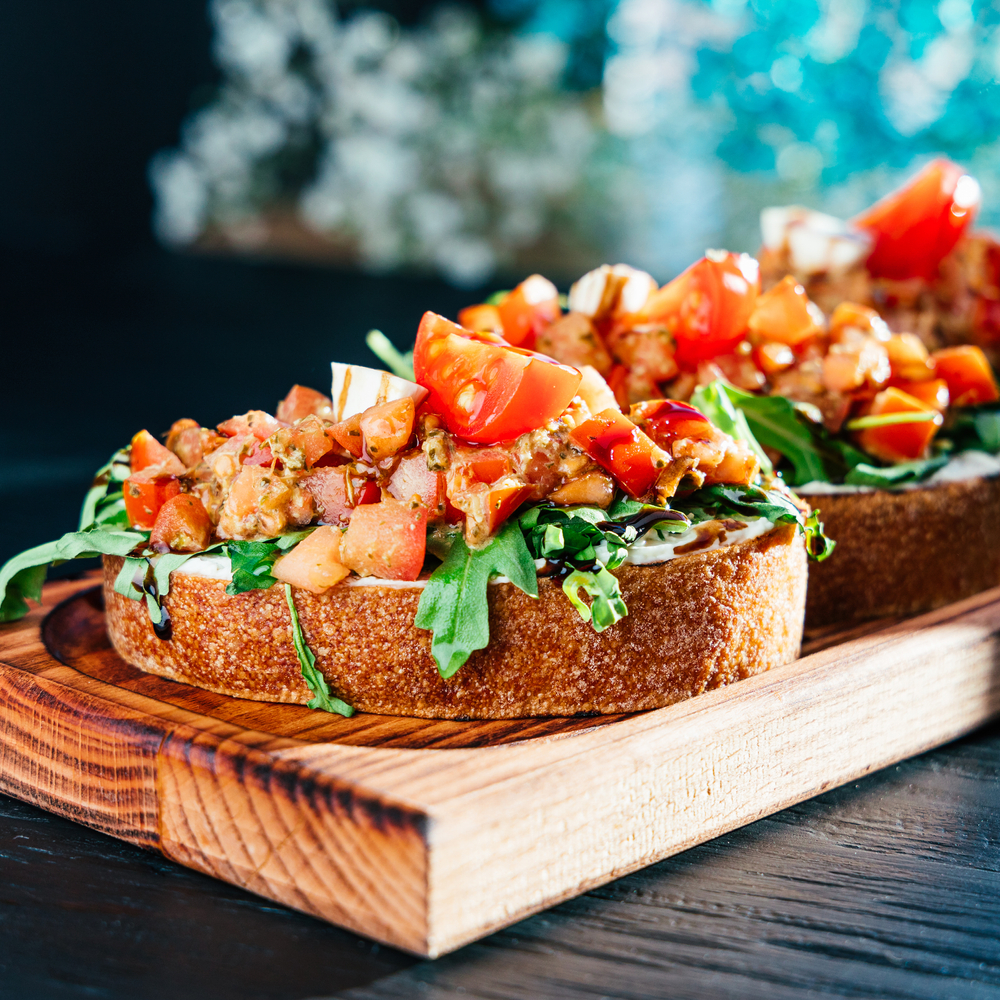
2, 720, 998, 1000
4, 250, 1000, 999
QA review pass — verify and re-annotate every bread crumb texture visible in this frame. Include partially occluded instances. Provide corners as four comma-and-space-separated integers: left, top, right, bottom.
104, 523, 806, 719
805, 476, 1000, 628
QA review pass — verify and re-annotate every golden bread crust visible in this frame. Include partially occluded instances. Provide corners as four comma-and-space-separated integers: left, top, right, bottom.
803, 475, 1000, 627
103, 523, 806, 719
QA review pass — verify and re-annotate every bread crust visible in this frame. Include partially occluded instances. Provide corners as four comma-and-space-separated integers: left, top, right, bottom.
103, 523, 806, 720
803, 475, 1000, 628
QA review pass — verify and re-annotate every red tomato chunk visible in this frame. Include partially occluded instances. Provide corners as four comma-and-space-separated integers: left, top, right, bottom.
340, 499, 428, 581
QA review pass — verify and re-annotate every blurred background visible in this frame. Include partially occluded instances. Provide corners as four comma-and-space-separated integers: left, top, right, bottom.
5, 0, 1000, 563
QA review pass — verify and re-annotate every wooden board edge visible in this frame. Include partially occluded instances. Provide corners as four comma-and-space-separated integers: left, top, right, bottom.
412, 595, 1000, 955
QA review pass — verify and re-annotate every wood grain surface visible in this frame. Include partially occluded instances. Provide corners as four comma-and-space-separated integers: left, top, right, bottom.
2, 722, 998, 1000
2, 573, 1000, 959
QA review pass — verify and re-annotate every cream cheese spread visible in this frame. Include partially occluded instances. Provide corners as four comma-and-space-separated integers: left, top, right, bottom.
176, 516, 777, 588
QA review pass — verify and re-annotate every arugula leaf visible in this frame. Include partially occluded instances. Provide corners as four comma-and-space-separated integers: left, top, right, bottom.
415, 520, 538, 679
78, 449, 131, 531
690, 381, 773, 474
844, 457, 949, 488
945, 404, 1000, 455
0, 527, 148, 622
283, 584, 354, 716
672, 484, 835, 561
225, 540, 281, 594
114, 555, 147, 600
563, 568, 628, 631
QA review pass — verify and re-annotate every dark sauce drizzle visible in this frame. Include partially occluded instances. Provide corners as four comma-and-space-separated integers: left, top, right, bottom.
540, 506, 690, 579
141, 560, 173, 641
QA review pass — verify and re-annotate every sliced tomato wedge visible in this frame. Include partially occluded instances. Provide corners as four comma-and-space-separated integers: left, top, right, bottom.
637, 252, 759, 368
495, 274, 561, 347
569, 408, 665, 499
123, 470, 182, 529
413, 312, 581, 443
217, 410, 285, 442
930, 345, 1000, 406
131, 430, 184, 475
852, 159, 980, 280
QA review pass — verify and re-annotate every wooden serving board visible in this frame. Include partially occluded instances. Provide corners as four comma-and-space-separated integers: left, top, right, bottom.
2, 574, 1000, 957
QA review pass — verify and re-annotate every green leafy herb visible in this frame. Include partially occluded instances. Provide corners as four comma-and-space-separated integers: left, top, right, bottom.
843, 458, 949, 488
0, 527, 148, 622
562, 567, 628, 631
78, 448, 132, 531
945, 404, 1000, 455
484, 289, 510, 305
694, 380, 872, 486
690, 381, 773, 474
672, 483, 835, 561
365, 329, 415, 382
283, 584, 353, 716
224, 530, 314, 595
415, 520, 538, 678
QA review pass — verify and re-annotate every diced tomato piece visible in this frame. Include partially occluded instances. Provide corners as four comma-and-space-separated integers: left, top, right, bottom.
536, 312, 613, 375
272, 526, 349, 594
413, 311, 582, 443
387, 452, 447, 519
242, 440, 276, 467
267, 414, 334, 469
885, 333, 933, 381
301, 468, 379, 526
853, 159, 981, 280
276, 384, 333, 424
630, 399, 710, 448
481, 480, 533, 535
930, 345, 1000, 406
329, 413, 364, 458
457, 303, 503, 334
340, 499, 428, 581
854, 387, 943, 463
225, 465, 268, 520
124, 469, 182, 530
576, 365, 620, 414
746, 275, 821, 347
131, 429, 185, 475
496, 274, 561, 347
217, 410, 285, 442
150, 494, 212, 553
359, 397, 415, 460
202, 434, 255, 479
165, 419, 211, 468
829, 302, 890, 341
755, 341, 795, 375
637, 252, 759, 368
892, 378, 949, 410
570, 408, 666, 499
451, 445, 514, 485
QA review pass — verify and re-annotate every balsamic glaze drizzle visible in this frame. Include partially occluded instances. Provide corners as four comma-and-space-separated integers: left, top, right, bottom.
141, 560, 173, 641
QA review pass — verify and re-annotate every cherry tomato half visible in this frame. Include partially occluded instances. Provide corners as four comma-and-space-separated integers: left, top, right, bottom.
413, 311, 581, 444
637, 252, 760, 369
852, 158, 981, 281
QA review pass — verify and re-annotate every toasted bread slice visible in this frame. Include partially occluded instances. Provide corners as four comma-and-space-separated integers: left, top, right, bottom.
802, 476, 1000, 628
103, 522, 806, 719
